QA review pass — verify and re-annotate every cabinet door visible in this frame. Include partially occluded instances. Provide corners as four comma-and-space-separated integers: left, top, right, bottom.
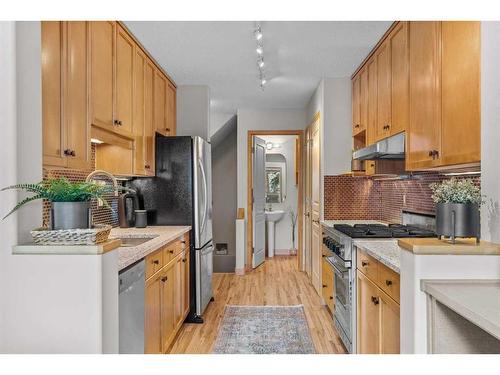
173, 255, 184, 328
182, 251, 190, 317
160, 264, 175, 352
133, 48, 146, 176
321, 260, 334, 313
90, 21, 115, 130
367, 58, 377, 145
357, 271, 380, 354
440, 21, 481, 166
145, 273, 162, 354
390, 22, 409, 136
359, 67, 369, 132
376, 40, 391, 141
379, 289, 400, 354
144, 59, 155, 175
352, 75, 361, 134
408, 21, 442, 170
64, 21, 91, 170
115, 25, 134, 135
166, 82, 176, 135
42, 21, 66, 168
154, 70, 167, 135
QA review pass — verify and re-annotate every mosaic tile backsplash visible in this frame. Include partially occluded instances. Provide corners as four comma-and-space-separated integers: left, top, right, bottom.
42, 145, 119, 228
324, 172, 481, 223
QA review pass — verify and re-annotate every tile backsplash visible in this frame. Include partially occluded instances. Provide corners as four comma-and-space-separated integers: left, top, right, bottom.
324, 172, 481, 223
42, 145, 119, 228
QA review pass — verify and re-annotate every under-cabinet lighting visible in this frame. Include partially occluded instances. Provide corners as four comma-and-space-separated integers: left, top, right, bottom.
443, 171, 481, 177
90, 138, 104, 144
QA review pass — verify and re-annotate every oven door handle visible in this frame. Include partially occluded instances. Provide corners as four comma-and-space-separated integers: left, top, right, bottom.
331, 261, 349, 278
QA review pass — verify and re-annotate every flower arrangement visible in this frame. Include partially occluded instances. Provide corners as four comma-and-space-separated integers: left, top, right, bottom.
1, 177, 123, 219
429, 178, 483, 205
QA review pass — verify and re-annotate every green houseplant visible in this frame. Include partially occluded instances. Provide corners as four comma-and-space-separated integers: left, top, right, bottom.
2, 177, 123, 230
429, 178, 482, 243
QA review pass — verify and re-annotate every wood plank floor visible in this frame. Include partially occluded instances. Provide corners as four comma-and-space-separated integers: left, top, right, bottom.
169, 256, 347, 354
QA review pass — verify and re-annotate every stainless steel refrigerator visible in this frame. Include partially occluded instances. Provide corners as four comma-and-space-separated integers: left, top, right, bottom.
127, 135, 213, 323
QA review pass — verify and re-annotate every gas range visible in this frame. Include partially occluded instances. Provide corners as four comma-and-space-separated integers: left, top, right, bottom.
333, 223, 437, 239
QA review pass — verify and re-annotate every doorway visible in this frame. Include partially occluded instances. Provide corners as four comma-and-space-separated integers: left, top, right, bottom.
247, 130, 304, 272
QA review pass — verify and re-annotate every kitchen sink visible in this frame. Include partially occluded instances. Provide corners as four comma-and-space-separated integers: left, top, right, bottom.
116, 237, 157, 247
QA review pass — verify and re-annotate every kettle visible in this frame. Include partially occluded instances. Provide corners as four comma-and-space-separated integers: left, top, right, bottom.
118, 191, 140, 228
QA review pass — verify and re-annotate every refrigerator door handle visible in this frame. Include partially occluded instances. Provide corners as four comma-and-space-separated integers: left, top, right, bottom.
198, 157, 208, 236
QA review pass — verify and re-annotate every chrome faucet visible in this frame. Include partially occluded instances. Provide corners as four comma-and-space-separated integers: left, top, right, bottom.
267, 203, 273, 212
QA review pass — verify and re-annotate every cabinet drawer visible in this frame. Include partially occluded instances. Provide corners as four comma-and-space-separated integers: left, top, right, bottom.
357, 248, 379, 281
378, 264, 400, 304
145, 249, 163, 279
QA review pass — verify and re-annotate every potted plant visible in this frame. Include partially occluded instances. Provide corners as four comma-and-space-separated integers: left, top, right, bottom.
430, 178, 483, 243
2, 177, 122, 230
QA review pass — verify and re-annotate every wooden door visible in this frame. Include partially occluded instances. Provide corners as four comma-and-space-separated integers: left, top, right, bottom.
173, 255, 183, 329
145, 273, 162, 354
357, 271, 380, 354
115, 24, 134, 135
440, 21, 481, 166
42, 21, 66, 168
166, 82, 176, 135
407, 21, 442, 170
379, 289, 400, 354
359, 67, 369, 133
154, 70, 167, 135
376, 40, 391, 141
133, 47, 146, 175
144, 59, 155, 175
367, 58, 377, 145
304, 126, 312, 278
389, 21, 409, 136
310, 119, 321, 293
64, 21, 90, 170
160, 264, 175, 352
352, 75, 361, 134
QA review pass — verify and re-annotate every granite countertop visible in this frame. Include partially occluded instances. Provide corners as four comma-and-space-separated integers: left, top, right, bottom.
353, 239, 401, 273
110, 226, 191, 270
398, 238, 500, 255
321, 219, 386, 228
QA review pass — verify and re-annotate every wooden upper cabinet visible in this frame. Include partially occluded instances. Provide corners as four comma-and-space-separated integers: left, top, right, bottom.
42, 21, 65, 168
154, 70, 167, 135
352, 75, 361, 134
166, 82, 176, 136
64, 21, 91, 170
376, 40, 391, 141
359, 67, 369, 133
144, 59, 156, 175
133, 48, 146, 176
407, 21, 442, 170
389, 21, 409, 137
440, 21, 481, 166
115, 24, 134, 135
89, 21, 115, 130
367, 58, 378, 145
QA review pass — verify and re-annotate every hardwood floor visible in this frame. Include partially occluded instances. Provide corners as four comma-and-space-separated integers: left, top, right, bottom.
169, 256, 347, 354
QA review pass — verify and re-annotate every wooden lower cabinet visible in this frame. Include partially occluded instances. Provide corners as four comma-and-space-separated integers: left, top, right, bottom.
144, 235, 190, 354
321, 258, 334, 313
356, 267, 400, 354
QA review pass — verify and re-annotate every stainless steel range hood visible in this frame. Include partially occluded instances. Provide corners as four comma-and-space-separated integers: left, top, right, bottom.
352, 132, 405, 160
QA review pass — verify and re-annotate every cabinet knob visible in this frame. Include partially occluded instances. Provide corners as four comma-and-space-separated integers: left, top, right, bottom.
161, 276, 168, 282
63, 149, 71, 156
153, 260, 159, 265
329, 296, 334, 300
182, 258, 186, 263
385, 279, 393, 286
166, 128, 170, 131
428, 150, 434, 157
145, 165, 150, 169
371, 296, 379, 305
70, 150, 76, 157
169, 250, 174, 254
355, 124, 360, 128
322, 284, 327, 288
361, 261, 369, 267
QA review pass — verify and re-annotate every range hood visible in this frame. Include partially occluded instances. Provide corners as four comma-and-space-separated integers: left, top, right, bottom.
352, 132, 405, 160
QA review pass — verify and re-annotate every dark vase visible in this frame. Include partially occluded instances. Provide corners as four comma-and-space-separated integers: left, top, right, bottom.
436, 202, 480, 243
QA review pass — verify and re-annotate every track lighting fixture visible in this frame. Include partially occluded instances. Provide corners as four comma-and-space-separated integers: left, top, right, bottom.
254, 22, 267, 91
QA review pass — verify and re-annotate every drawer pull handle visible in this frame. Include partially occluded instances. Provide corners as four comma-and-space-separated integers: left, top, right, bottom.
385, 279, 393, 286
371, 296, 379, 305
329, 296, 334, 300
361, 261, 369, 267
169, 250, 174, 254
161, 276, 168, 282
181, 240, 186, 244
153, 260, 159, 265
322, 284, 327, 288
182, 259, 186, 263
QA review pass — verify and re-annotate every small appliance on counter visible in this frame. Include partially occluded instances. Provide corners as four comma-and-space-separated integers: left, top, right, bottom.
118, 190, 140, 228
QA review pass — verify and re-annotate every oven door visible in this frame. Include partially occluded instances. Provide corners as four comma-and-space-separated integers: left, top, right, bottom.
332, 260, 352, 338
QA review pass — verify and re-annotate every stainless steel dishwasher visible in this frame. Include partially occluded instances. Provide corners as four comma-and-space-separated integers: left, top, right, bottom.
119, 259, 145, 354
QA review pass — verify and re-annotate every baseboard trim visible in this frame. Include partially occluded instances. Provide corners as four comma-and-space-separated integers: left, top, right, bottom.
234, 267, 245, 276
274, 249, 297, 256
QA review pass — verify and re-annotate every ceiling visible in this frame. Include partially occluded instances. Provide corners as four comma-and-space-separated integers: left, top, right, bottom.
124, 21, 392, 114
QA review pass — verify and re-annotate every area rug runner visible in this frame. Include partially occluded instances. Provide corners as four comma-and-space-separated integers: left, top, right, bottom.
212, 305, 316, 354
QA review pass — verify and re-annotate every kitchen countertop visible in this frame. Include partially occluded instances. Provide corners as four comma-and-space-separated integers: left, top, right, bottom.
421, 279, 500, 340
398, 238, 500, 255
353, 239, 401, 273
110, 226, 191, 270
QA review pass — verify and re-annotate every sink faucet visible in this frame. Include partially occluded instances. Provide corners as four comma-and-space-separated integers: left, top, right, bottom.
267, 203, 273, 212
85, 170, 119, 197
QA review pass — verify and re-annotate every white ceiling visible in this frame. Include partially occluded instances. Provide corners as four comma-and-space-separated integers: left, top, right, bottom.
124, 21, 392, 114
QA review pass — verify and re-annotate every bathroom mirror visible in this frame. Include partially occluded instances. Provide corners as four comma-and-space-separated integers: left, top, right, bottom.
266, 167, 282, 203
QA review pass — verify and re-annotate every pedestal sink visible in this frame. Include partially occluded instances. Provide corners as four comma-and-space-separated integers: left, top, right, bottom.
265, 210, 285, 258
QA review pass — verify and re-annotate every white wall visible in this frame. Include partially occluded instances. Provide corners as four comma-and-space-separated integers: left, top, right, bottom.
176, 85, 210, 140
262, 136, 299, 252
210, 111, 234, 138
236, 109, 306, 266
481, 22, 500, 244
